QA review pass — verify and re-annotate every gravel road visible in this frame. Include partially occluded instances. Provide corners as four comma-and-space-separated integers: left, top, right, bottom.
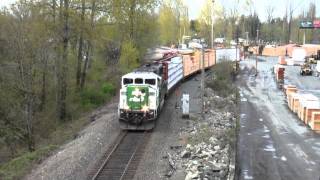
237, 57, 320, 180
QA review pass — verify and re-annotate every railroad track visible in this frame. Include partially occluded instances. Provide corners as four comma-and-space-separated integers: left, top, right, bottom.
90, 131, 151, 180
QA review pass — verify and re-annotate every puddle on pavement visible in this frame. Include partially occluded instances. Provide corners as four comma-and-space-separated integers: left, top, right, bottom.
262, 134, 270, 139
281, 156, 287, 161
242, 170, 253, 180
240, 114, 246, 119
264, 144, 276, 152
264, 125, 270, 133
241, 98, 248, 102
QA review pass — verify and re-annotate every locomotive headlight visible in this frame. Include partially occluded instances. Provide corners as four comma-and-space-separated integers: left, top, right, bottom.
141, 104, 149, 112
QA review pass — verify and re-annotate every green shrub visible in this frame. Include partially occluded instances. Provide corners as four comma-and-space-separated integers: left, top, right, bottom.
207, 61, 237, 97
80, 82, 116, 108
80, 88, 108, 108
101, 82, 116, 95
119, 40, 140, 73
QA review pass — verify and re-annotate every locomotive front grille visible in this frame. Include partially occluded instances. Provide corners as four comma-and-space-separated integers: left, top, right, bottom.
120, 110, 156, 125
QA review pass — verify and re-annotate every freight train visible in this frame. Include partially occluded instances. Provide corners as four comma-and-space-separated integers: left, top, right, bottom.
118, 48, 236, 130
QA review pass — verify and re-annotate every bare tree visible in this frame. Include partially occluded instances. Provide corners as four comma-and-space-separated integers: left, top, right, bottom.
266, 5, 275, 42
76, 0, 85, 88
266, 5, 274, 23
80, 0, 96, 89
57, 0, 70, 120
307, 2, 316, 42
287, 2, 293, 43
39, 44, 50, 111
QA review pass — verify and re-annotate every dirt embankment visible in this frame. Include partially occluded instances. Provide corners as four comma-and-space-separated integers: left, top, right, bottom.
25, 102, 121, 180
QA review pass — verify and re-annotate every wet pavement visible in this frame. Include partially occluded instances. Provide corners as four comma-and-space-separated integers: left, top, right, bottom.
237, 57, 320, 180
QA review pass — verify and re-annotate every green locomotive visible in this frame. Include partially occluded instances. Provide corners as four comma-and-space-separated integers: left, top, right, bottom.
118, 64, 167, 130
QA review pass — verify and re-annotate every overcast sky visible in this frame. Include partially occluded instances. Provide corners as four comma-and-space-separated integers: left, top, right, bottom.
1, 0, 319, 22
0, 0, 15, 7
183, 0, 319, 21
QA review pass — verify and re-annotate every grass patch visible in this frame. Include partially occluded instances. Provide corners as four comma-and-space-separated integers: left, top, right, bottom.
0, 145, 57, 180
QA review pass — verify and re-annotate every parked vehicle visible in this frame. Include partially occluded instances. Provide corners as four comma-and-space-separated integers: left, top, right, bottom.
300, 62, 313, 76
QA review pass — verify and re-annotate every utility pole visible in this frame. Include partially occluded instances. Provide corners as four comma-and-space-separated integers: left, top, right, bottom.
200, 41, 205, 120
245, 31, 249, 44
256, 29, 259, 44
235, 20, 239, 61
256, 29, 259, 76
211, 0, 215, 48
303, 30, 306, 44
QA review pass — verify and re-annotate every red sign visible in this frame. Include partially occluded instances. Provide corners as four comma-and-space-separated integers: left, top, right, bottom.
314, 20, 320, 28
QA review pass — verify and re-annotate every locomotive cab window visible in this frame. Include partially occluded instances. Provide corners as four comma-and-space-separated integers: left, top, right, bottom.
145, 79, 156, 85
123, 78, 133, 85
135, 78, 143, 84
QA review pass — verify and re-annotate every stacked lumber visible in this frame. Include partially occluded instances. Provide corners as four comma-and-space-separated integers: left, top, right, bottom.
286, 92, 304, 114
292, 93, 302, 113
302, 44, 320, 56
284, 44, 299, 57
284, 86, 320, 131
283, 85, 297, 96
275, 46, 286, 56
297, 94, 319, 121
278, 56, 287, 65
262, 46, 286, 57
310, 112, 320, 130
305, 104, 320, 125
262, 47, 276, 56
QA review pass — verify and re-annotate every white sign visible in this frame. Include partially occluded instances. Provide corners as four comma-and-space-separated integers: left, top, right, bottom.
182, 93, 190, 118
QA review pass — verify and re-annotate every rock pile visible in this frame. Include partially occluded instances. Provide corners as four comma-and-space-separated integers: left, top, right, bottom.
164, 87, 237, 180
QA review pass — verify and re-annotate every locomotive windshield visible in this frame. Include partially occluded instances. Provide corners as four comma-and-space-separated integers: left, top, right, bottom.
135, 78, 143, 84
123, 78, 133, 85
145, 79, 156, 85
